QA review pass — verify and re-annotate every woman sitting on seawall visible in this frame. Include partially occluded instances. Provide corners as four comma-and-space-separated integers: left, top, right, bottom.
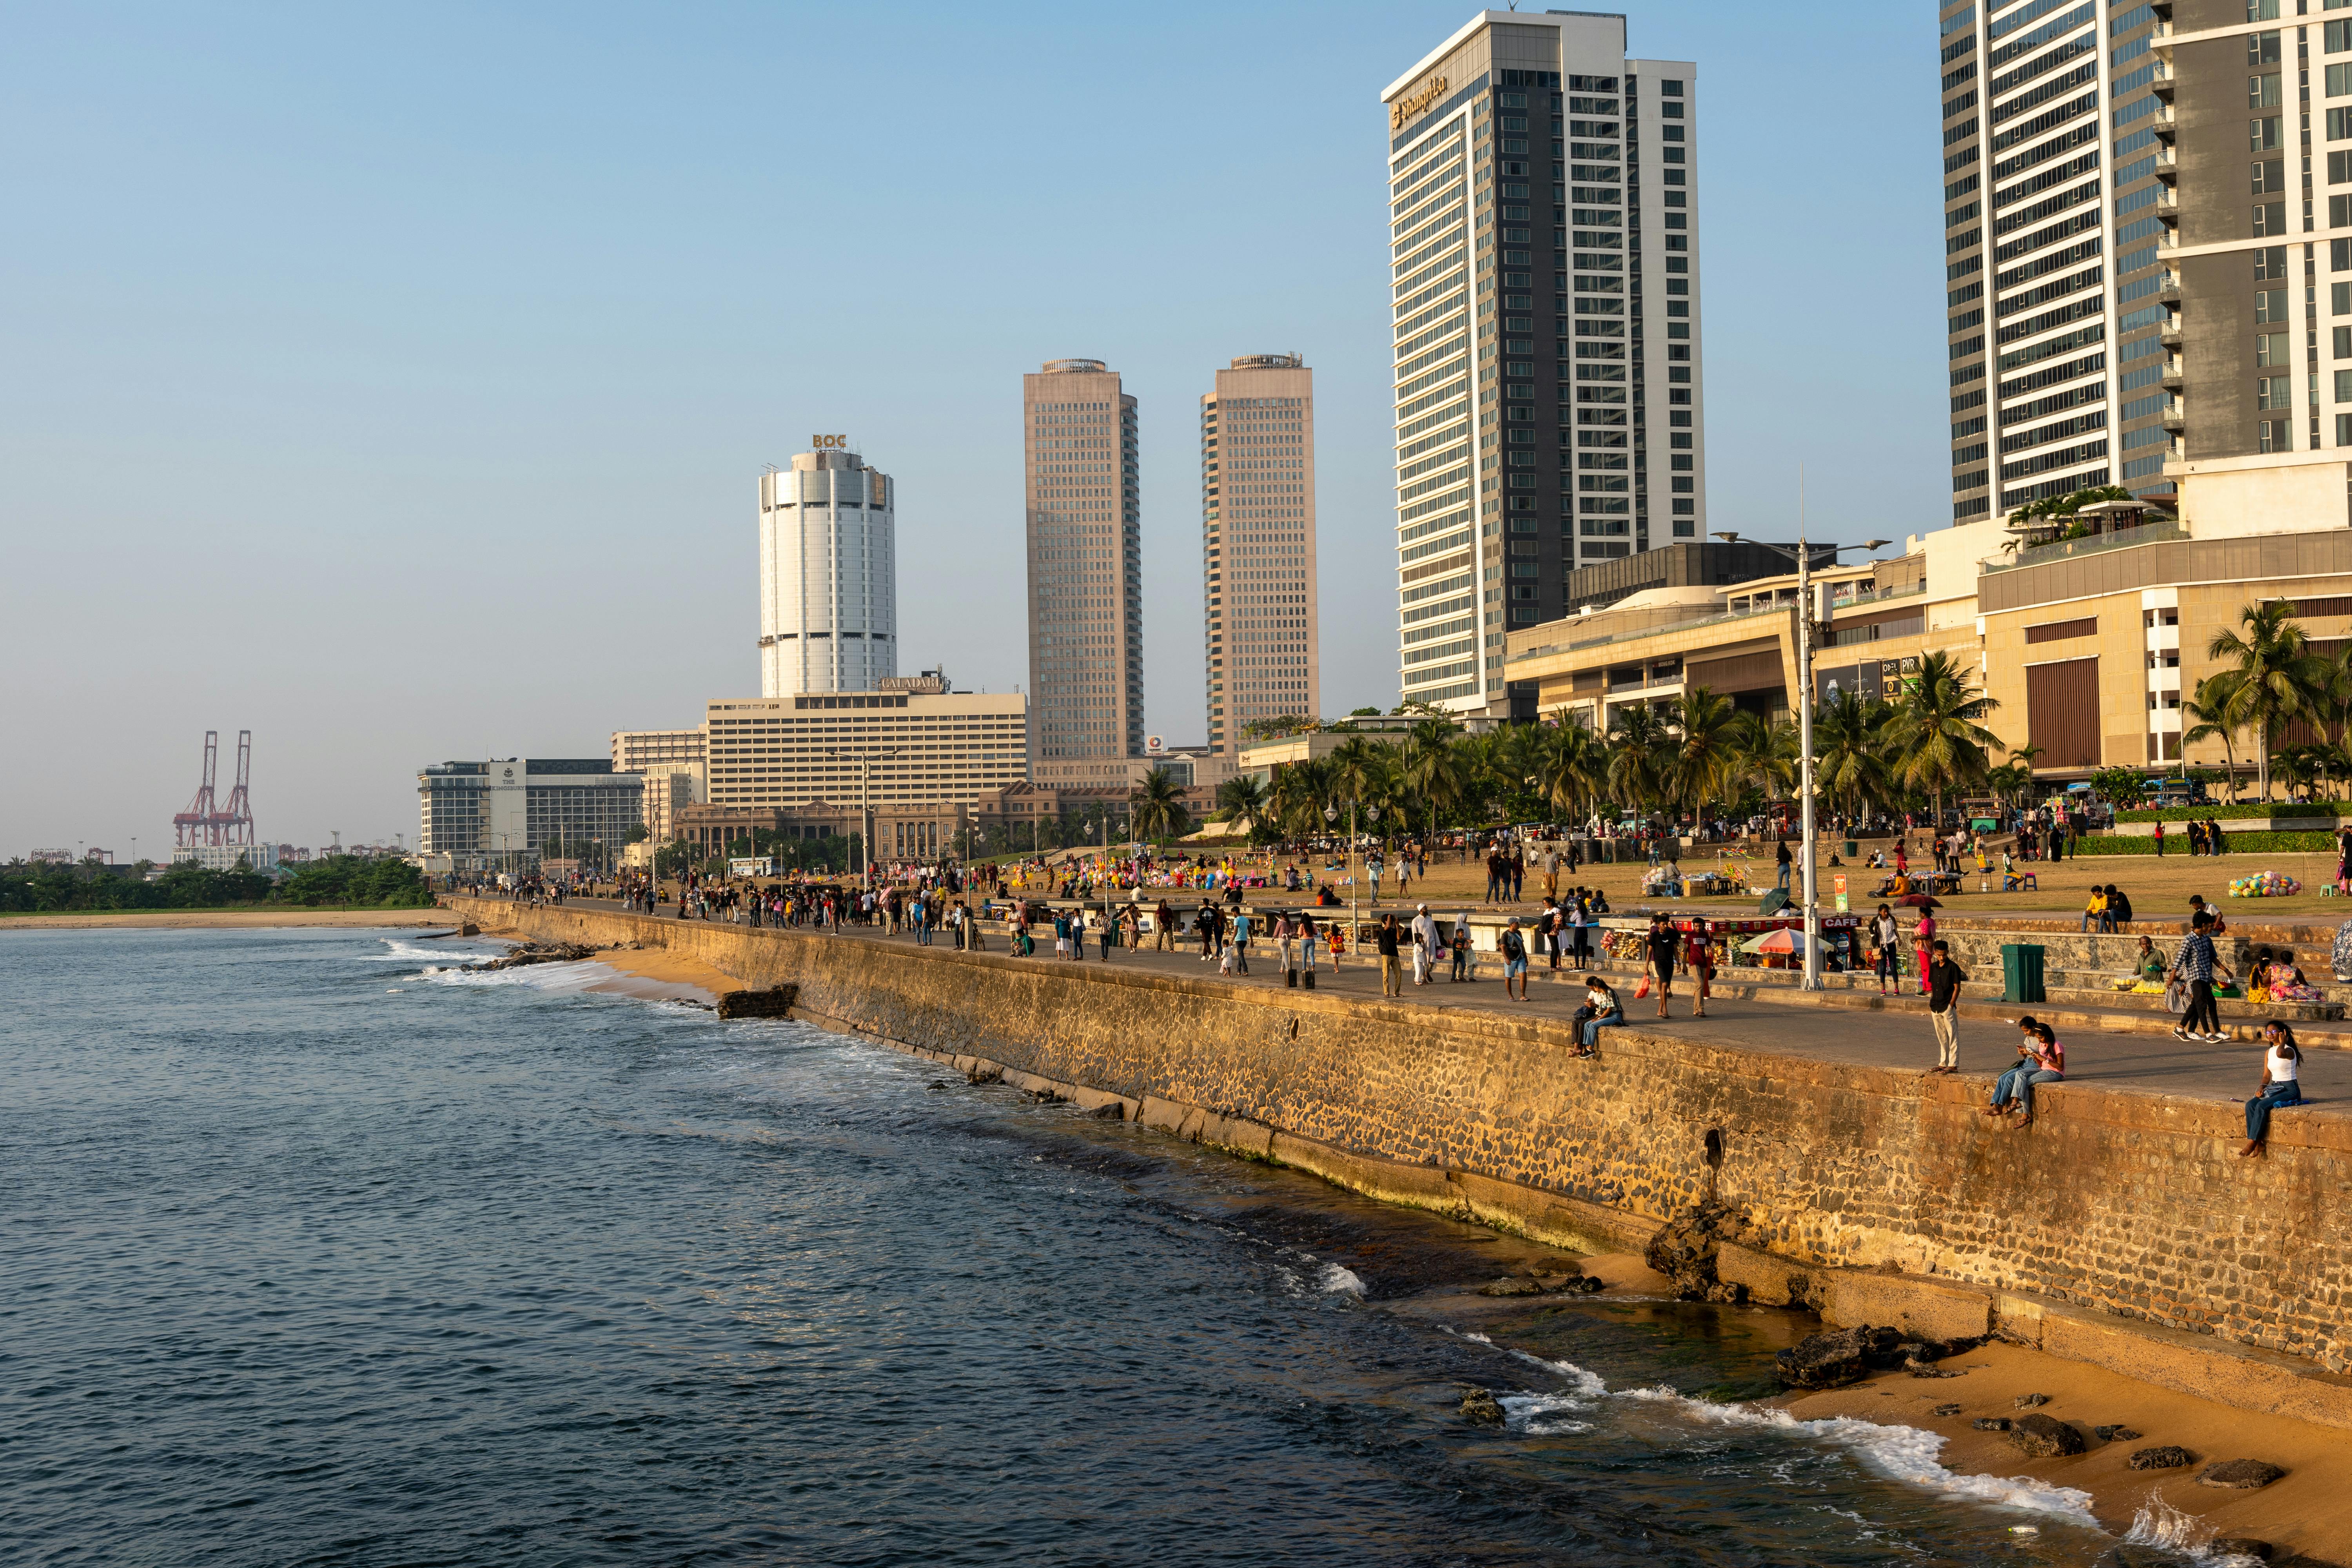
2242, 1021, 2304, 1160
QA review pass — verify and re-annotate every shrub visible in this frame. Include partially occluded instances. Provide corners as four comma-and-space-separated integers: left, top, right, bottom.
2078, 831, 2338, 855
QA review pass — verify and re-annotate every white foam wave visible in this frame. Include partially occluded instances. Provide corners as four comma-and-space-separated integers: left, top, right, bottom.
1504, 1352, 2098, 1528
418, 960, 610, 994
2125, 1491, 2265, 1565
1318, 1262, 1365, 1296
362, 938, 492, 964
1499, 1392, 1592, 1435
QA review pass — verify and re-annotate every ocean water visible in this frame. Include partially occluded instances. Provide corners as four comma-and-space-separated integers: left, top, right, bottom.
0, 927, 2193, 1566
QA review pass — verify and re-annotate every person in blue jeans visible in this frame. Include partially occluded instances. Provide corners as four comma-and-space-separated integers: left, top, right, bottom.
1775, 838, 1793, 891
1575, 974, 1624, 1054
1985, 1017, 2065, 1129
2241, 1021, 2304, 1160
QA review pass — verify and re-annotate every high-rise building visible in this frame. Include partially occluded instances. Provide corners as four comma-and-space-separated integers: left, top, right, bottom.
1382, 10, 1704, 717
1024, 359, 1142, 780
1201, 354, 1320, 756
416, 759, 644, 865
759, 445, 895, 697
1937, 2, 2177, 519
697, 675, 1028, 812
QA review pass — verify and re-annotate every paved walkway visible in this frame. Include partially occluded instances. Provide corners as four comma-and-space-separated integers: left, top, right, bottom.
528, 897, 2345, 1129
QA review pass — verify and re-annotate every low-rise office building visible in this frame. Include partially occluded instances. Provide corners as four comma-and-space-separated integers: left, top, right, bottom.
416, 758, 644, 864
701, 674, 1027, 813
611, 726, 706, 844
1504, 505, 2352, 780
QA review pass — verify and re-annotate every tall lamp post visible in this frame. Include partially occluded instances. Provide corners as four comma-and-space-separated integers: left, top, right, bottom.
1710, 530, 1889, 991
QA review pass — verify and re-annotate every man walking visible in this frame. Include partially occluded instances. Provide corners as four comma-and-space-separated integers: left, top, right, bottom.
1410, 903, 1435, 986
1645, 913, 1679, 1020
2169, 911, 2232, 1044
1501, 917, 1530, 1001
1925, 939, 1966, 1073
1377, 913, 1405, 997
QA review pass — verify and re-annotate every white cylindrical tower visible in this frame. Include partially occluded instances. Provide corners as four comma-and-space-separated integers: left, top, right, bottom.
759, 447, 897, 696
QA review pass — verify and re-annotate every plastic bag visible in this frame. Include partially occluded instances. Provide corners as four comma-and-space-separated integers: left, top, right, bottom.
1633, 974, 1651, 1000
2164, 979, 2187, 1015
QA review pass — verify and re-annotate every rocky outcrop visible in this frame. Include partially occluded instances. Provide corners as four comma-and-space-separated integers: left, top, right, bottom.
2126, 1445, 2194, 1471
461, 941, 601, 972
1776, 1326, 1897, 1389
2009, 1414, 2087, 1457
2199, 1459, 2287, 1490
1459, 1388, 1505, 1425
1645, 1202, 1759, 1302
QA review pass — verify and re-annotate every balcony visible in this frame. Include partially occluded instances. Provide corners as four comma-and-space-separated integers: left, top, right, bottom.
2152, 146, 2179, 184
2154, 187, 2179, 220
2151, 103, 2178, 140
2160, 317, 2183, 350
2149, 62, 2174, 100
2161, 402, 2186, 434
2157, 275, 2180, 305
2161, 358, 2185, 391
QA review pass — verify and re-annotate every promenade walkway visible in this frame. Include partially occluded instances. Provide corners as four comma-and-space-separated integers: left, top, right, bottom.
550, 897, 2345, 1131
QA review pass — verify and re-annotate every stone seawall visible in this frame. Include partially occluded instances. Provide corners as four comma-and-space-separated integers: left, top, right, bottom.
445, 898, 2352, 1414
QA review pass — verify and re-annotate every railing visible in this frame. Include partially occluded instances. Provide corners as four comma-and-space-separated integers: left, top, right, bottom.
1980, 519, 2186, 575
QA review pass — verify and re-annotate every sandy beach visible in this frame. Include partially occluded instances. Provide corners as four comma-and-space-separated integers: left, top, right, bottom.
0, 908, 459, 932
1785, 1340, 2352, 1560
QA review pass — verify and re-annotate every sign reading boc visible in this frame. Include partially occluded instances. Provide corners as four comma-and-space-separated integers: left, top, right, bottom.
812, 434, 850, 450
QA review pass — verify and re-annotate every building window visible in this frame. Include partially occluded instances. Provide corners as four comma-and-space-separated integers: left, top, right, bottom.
2259, 375, 2294, 410
2260, 417, 2293, 452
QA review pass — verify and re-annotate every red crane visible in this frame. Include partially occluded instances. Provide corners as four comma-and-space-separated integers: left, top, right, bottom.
174, 731, 220, 847
172, 730, 257, 847
216, 731, 255, 846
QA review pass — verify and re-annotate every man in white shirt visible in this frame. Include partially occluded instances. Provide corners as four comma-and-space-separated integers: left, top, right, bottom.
1410, 904, 1435, 986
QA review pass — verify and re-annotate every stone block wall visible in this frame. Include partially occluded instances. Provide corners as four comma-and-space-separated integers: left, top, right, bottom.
445, 898, 2352, 1376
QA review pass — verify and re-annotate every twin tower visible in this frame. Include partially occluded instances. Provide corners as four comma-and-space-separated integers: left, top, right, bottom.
754, 353, 1321, 774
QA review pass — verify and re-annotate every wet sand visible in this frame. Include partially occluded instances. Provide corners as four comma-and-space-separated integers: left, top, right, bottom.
1786, 1340, 2352, 1560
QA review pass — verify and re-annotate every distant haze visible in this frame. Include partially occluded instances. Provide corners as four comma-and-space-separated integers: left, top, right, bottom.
0, 2, 1943, 853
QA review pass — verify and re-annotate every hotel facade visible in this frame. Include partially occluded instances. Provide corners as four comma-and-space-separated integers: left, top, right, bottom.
1201, 354, 1320, 757
1382, 9, 1705, 715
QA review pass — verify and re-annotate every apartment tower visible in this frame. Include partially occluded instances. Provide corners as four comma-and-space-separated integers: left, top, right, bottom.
1202, 355, 1320, 757
1382, 10, 1705, 715
1024, 359, 1143, 784
758, 445, 896, 697
1938, 2, 2183, 518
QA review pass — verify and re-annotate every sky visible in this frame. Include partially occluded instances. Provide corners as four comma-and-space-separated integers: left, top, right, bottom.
0, 1, 1949, 857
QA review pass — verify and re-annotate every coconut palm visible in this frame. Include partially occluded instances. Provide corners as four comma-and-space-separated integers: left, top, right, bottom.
1530, 720, 1606, 822
1604, 703, 1670, 815
1730, 710, 1800, 809
1267, 755, 1333, 840
1128, 767, 1190, 842
1401, 726, 1470, 831
2207, 601, 2332, 800
1882, 651, 2002, 828
1214, 773, 1266, 827
1661, 686, 1742, 818
1812, 691, 1889, 821
2181, 673, 2245, 802
1882, 652, 2002, 828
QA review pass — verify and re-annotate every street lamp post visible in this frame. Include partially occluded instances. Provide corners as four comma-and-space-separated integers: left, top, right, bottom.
1711, 529, 1890, 991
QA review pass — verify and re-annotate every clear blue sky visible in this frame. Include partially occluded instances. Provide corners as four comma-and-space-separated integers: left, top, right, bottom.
1, 2, 1946, 855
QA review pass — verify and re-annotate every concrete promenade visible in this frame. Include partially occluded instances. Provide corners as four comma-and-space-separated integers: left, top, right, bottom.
559, 897, 2345, 1134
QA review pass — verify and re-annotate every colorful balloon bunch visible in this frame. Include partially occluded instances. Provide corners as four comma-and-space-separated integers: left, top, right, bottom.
2227, 871, 2303, 898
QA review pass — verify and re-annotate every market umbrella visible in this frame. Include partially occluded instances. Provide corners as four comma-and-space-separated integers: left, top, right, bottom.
1739, 927, 1808, 954
1896, 893, 1942, 909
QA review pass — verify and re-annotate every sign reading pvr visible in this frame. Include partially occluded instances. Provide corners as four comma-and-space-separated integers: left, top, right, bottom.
811, 434, 850, 450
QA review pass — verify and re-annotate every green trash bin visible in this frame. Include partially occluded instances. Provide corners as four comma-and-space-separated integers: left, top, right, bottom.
2002, 942, 2046, 1004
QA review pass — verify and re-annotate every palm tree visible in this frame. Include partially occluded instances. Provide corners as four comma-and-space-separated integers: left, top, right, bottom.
2181, 673, 2245, 802
1985, 759, 2032, 813
1812, 691, 1889, 822
1266, 756, 1332, 840
1326, 735, 1383, 813
1726, 709, 1799, 811
1214, 773, 1266, 828
1605, 703, 1670, 817
1129, 767, 1190, 843
1882, 650, 2002, 828
1662, 686, 1742, 819
1530, 720, 1605, 823
1401, 727, 1469, 831
2208, 601, 2332, 801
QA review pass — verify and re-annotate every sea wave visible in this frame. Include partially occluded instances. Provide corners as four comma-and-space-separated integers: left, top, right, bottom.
1318, 1262, 1366, 1296
1502, 1350, 2100, 1528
